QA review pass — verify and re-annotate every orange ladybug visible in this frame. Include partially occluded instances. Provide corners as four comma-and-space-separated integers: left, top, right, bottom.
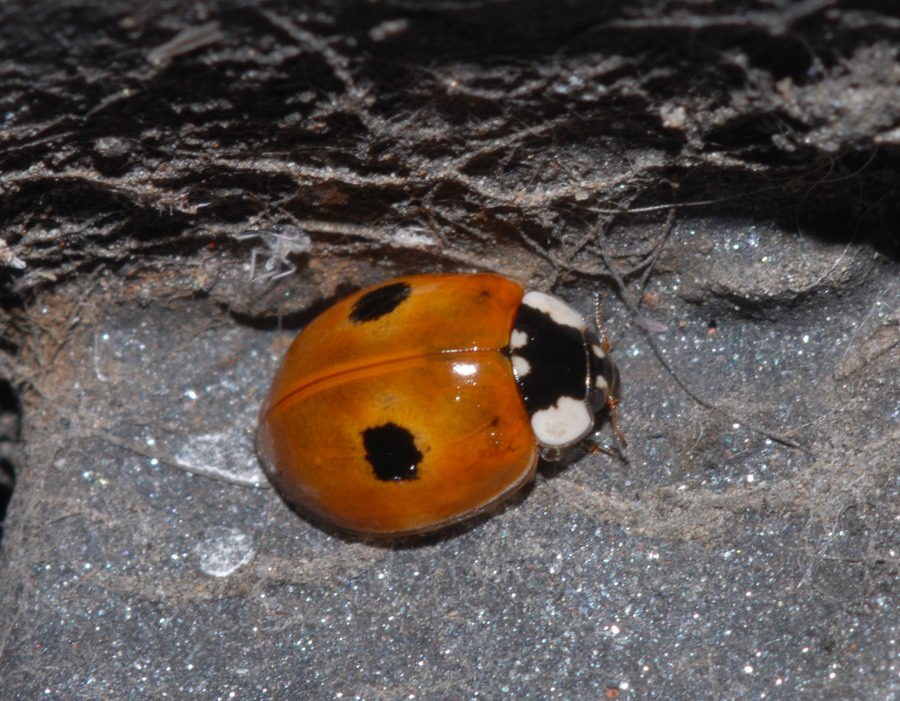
257, 273, 620, 536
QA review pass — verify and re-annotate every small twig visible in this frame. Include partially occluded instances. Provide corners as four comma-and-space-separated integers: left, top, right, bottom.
595, 218, 807, 451
147, 21, 225, 65
635, 207, 676, 300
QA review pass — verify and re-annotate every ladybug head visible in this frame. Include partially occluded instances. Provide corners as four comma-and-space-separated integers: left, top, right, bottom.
586, 329, 620, 413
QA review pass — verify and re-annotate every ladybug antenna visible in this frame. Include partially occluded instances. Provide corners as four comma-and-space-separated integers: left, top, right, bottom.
593, 292, 611, 355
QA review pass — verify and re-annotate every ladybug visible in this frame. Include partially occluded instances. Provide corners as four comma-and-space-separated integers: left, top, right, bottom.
257, 273, 621, 537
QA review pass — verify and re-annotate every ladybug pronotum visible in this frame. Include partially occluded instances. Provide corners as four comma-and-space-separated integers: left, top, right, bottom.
257, 273, 620, 536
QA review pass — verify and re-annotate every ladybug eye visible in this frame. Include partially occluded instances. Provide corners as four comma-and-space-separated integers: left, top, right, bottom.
587, 332, 618, 411
589, 386, 608, 412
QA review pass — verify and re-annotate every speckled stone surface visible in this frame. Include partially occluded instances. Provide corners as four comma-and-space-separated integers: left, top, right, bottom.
1, 216, 897, 699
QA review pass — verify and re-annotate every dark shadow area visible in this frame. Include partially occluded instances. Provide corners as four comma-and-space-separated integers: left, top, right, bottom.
0, 379, 20, 546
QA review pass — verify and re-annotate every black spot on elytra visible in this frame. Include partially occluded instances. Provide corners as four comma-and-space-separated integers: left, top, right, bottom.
362, 423, 422, 481
512, 303, 587, 415
350, 282, 411, 323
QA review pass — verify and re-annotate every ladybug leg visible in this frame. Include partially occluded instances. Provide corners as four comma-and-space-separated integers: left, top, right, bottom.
593, 292, 628, 449
606, 393, 627, 448
538, 445, 563, 462
585, 437, 627, 462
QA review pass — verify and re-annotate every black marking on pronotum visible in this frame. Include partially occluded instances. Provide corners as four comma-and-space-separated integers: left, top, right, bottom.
362, 423, 423, 481
350, 282, 411, 323
511, 303, 588, 416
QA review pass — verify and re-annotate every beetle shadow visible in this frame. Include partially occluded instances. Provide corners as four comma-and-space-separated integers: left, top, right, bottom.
275, 479, 539, 550
292, 450, 625, 550
351, 443, 627, 549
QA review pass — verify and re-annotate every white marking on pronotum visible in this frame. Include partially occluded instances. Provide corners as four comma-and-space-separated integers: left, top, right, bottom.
531, 397, 593, 447
591, 343, 606, 359
510, 329, 528, 349
511, 355, 531, 378
522, 291, 586, 330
